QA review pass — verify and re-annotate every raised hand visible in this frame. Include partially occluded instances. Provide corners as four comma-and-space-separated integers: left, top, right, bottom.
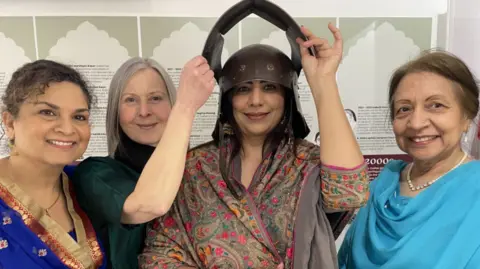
175, 55, 215, 114
296, 23, 343, 93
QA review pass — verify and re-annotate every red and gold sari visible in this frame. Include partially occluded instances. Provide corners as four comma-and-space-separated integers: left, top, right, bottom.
0, 173, 105, 269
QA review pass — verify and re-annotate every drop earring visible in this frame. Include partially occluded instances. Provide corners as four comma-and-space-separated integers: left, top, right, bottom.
7, 138, 17, 156
7, 139, 13, 149
223, 123, 234, 135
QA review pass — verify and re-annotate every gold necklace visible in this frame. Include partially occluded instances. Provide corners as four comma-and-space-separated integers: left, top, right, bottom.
406, 152, 467, 191
7, 158, 62, 216
45, 191, 61, 216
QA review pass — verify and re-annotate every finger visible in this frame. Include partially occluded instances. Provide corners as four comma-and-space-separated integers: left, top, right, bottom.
300, 25, 316, 40
314, 46, 330, 54
328, 22, 343, 51
205, 78, 215, 91
208, 78, 216, 88
204, 69, 214, 79
191, 55, 207, 67
196, 63, 210, 75
296, 37, 309, 57
314, 43, 332, 54
316, 50, 337, 58
304, 37, 330, 49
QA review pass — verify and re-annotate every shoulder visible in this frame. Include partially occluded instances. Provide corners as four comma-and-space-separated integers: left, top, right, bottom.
382, 159, 408, 173
375, 159, 408, 181
183, 141, 219, 181
186, 141, 218, 163
463, 159, 480, 170
76, 156, 120, 169
460, 160, 480, 187
75, 156, 134, 173
71, 156, 138, 183
295, 139, 320, 162
370, 159, 407, 188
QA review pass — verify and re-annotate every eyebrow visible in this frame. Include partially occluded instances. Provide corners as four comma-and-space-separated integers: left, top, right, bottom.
426, 94, 447, 101
34, 101, 89, 113
122, 90, 167, 96
393, 99, 410, 104
394, 94, 448, 104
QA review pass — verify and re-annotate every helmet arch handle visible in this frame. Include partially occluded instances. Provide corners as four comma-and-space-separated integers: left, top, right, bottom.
202, 0, 316, 81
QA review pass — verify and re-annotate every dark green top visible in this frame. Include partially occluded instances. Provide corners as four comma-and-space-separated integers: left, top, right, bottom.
71, 156, 145, 269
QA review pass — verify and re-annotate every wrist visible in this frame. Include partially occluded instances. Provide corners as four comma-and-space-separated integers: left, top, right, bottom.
171, 103, 197, 121
310, 75, 338, 98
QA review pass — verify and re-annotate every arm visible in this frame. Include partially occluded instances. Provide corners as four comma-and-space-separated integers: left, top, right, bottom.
301, 24, 363, 168
314, 78, 363, 167
297, 24, 369, 208
138, 213, 198, 269
122, 56, 215, 224
320, 163, 369, 212
121, 106, 194, 224
314, 79, 369, 209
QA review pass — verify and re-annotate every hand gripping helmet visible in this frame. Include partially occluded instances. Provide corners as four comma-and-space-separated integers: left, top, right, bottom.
202, 0, 316, 141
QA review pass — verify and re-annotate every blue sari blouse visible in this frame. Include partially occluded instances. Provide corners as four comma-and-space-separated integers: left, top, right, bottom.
0, 172, 106, 269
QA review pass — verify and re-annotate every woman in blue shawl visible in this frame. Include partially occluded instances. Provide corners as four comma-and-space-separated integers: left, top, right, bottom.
338, 50, 480, 269
0, 60, 106, 268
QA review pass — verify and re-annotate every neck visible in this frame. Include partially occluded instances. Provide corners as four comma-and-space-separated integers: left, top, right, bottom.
8, 155, 62, 193
115, 131, 155, 174
241, 135, 266, 160
412, 147, 466, 178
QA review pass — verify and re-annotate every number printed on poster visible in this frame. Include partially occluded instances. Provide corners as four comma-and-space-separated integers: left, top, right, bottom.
365, 157, 393, 165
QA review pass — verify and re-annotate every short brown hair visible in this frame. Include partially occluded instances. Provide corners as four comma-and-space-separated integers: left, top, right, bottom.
1, 59, 93, 118
388, 50, 479, 120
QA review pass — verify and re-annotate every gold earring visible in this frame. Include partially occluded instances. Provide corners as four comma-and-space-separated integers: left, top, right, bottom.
7, 139, 18, 156
223, 123, 234, 135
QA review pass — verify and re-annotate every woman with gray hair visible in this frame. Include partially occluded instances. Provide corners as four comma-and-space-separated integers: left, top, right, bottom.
71, 56, 215, 269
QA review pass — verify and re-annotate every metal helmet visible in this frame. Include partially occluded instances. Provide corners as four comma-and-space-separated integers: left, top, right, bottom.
213, 44, 310, 138
202, 0, 315, 141
219, 44, 297, 93
213, 43, 310, 139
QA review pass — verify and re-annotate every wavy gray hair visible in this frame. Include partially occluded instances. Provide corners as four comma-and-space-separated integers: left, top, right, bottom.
106, 57, 176, 156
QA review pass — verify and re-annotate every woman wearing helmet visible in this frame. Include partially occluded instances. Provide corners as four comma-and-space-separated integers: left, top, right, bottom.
139, 23, 368, 269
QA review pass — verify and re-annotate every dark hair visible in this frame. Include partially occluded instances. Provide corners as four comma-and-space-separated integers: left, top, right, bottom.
389, 50, 479, 120
213, 85, 296, 157
1, 59, 93, 118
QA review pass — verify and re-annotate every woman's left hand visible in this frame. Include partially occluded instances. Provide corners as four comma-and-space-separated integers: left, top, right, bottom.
296, 23, 343, 92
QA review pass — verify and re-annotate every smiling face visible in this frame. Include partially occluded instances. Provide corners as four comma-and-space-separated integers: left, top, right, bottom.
119, 68, 171, 146
392, 72, 470, 162
231, 80, 285, 139
2, 81, 91, 166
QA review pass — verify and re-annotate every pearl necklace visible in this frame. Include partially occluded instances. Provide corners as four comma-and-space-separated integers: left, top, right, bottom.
406, 152, 468, 191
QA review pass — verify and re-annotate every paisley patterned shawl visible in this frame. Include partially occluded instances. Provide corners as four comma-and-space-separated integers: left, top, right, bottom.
139, 137, 369, 269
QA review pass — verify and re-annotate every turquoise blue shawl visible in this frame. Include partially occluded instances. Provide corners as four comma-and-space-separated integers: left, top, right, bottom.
338, 160, 480, 269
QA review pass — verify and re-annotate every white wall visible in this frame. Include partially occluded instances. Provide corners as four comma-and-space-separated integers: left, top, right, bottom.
0, 0, 447, 17
448, 0, 480, 76
447, 0, 480, 158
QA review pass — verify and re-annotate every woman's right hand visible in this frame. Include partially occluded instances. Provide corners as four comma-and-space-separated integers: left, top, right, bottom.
122, 56, 215, 224
176, 56, 215, 115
